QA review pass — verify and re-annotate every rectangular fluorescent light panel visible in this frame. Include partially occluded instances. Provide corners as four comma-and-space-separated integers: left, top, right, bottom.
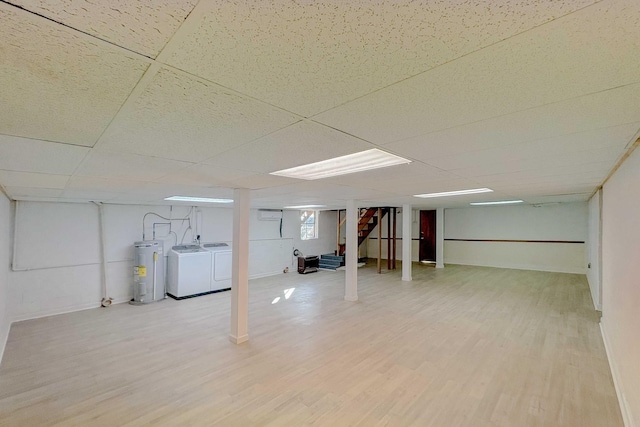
414, 188, 493, 198
283, 205, 327, 209
164, 196, 233, 203
470, 200, 524, 206
270, 149, 411, 180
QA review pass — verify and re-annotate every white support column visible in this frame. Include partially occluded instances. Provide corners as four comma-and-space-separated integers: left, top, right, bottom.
345, 199, 358, 301
436, 207, 445, 269
230, 188, 250, 344
402, 204, 412, 281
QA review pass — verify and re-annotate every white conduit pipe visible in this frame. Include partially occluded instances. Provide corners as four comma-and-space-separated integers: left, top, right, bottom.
93, 202, 113, 307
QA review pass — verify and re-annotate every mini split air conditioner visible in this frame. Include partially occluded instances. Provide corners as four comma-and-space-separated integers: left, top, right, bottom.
258, 209, 283, 221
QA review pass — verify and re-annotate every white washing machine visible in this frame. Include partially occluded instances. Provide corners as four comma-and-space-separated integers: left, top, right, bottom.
201, 242, 232, 292
167, 244, 212, 298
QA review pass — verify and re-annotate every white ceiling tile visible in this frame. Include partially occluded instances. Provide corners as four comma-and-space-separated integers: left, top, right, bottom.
0, 4, 149, 146
98, 67, 300, 162
136, 182, 235, 199
155, 164, 256, 187
480, 169, 607, 187
383, 83, 640, 160
74, 151, 192, 181
221, 174, 299, 190
298, 185, 397, 201
392, 178, 492, 197
107, 193, 157, 203
452, 148, 621, 178
426, 123, 639, 172
203, 121, 374, 173
0, 135, 89, 174
523, 194, 592, 204
1, 0, 636, 207
4, 187, 63, 199
66, 176, 151, 194
322, 164, 462, 194
498, 184, 597, 198
321, 161, 445, 186
475, 161, 613, 183
60, 189, 120, 202
252, 180, 359, 198
167, 0, 597, 116
12, 0, 198, 58
0, 171, 68, 189
314, 0, 640, 144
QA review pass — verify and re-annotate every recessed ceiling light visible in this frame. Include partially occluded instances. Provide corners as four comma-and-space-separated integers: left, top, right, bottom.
414, 188, 493, 198
283, 205, 327, 209
270, 149, 411, 180
470, 200, 524, 206
164, 196, 233, 203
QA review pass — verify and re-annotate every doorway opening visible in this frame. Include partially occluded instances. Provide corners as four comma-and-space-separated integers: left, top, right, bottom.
419, 210, 436, 263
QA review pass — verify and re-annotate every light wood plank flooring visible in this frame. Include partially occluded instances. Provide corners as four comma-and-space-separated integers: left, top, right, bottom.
0, 263, 623, 426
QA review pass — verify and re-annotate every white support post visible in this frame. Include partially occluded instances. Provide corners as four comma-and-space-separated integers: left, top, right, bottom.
230, 188, 250, 344
345, 200, 358, 301
402, 204, 412, 281
436, 207, 445, 269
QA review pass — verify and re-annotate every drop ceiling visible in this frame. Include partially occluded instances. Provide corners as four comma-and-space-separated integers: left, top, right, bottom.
0, 0, 638, 209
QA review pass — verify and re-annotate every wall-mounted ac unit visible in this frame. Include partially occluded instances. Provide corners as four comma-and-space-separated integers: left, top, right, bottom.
258, 209, 283, 221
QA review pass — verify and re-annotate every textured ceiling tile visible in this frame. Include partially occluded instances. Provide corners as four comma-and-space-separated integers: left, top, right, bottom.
4, 187, 63, 199
133, 183, 235, 200
154, 164, 256, 187
203, 121, 373, 173
74, 151, 192, 181
383, 83, 640, 161
474, 161, 613, 186
0, 135, 89, 174
0, 5, 149, 146
314, 0, 640, 144
300, 185, 397, 201
98, 68, 300, 162
167, 0, 597, 116
221, 174, 299, 190
523, 194, 591, 203
426, 123, 639, 172
66, 176, 151, 193
0, 170, 68, 189
251, 180, 356, 199
493, 184, 597, 196
60, 189, 120, 202
321, 161, 448, 187
454, 148, 619, 178
12, 0, 198, 58
480, 169, 607, 187
387, 178, 488, 197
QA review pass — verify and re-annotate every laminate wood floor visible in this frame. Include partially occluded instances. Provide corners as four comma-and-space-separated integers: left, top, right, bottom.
0, 263, 623, 426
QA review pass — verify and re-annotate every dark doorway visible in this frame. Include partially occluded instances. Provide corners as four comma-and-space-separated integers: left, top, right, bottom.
419, 210, 436, 262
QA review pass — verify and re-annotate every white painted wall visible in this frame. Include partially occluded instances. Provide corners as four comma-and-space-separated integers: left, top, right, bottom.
8, 202, 336, 321
601, 146, 640, 427
287, 209, 337, 261
0, 192, 11, 363
587, 190, 602, 310
444, 203, 587, 274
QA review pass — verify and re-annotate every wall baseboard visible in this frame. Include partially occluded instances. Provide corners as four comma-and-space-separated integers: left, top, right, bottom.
443, 260, 585, 275
600, 321, 635, 427
249, 270, 285, 280
12, 301, 107, 323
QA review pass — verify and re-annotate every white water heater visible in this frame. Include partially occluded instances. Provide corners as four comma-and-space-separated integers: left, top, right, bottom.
131, 240, 165, 305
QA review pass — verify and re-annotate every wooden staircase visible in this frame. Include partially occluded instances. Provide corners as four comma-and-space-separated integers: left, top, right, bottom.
337, 208, 388, 256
